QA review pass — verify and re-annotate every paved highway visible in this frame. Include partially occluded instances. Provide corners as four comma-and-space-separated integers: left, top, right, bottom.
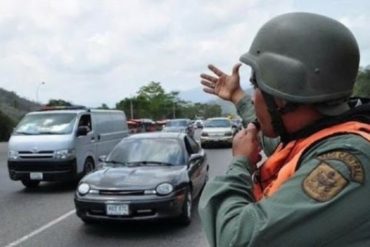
0, 130, 233, 247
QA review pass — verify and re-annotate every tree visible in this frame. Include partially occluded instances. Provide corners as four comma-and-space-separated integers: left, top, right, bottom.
115, 81, 223, 120
0, 110, 15, 141
46, 99, 73, 107
353, 68, 370, 97
98, 103, 110, 109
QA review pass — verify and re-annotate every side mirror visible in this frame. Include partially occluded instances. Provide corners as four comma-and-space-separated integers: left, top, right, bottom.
189, 153, 203, 163
77, 126, 89, 136
98, 155, 107, 162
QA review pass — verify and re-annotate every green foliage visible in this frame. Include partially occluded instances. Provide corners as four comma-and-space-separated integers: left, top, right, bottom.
353, 68, 370, 97
116, 82, 222, 120
98, 103, 110, 109
46, 99, 73, 106
0, 109, 15, 141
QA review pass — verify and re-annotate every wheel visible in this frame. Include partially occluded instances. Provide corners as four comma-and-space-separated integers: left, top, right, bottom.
83, 158, 95, 175
179, 187, 192, 225
21, 179, 40, 188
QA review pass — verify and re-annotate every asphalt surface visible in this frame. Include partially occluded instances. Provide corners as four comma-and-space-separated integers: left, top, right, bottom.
0, 130, 233, 247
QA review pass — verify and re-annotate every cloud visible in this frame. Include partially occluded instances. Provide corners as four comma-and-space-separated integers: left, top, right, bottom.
0, 0, 368, 108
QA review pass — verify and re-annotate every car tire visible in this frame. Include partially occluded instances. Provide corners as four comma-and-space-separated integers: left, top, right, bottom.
179, 187, 192, 226
83, 158, 95, 175
21, 179, 40, 188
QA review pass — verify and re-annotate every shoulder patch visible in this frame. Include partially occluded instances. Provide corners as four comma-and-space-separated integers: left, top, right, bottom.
318, 150, 364, 184
303, 162, 348, 202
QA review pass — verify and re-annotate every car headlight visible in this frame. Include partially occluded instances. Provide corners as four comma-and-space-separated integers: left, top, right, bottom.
8, 150, 19, 160
156, 183, 174, 195
77, 183, 90, 195
55, 149, 75, 160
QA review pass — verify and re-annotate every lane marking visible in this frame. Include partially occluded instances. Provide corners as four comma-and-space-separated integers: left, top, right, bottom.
4, 209, 76, 247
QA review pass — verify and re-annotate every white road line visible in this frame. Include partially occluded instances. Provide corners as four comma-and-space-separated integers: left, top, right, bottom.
4, 209, 76, 247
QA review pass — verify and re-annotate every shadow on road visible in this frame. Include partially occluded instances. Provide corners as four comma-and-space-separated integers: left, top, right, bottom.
16, 180, 78, 194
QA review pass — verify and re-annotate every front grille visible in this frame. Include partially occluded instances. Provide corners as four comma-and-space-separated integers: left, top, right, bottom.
18, 150, 54, 159
99, 190, 145, 196
87, 207, 156, 217
8, 161, 74, 172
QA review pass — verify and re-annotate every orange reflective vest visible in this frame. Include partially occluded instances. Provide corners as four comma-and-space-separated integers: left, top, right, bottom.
253, 121, 370, 201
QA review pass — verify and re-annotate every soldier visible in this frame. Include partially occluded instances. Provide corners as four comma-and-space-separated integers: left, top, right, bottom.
198, 12, 370, 246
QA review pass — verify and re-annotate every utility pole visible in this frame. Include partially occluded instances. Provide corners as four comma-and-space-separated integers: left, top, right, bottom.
36, 81, 45, 103
172, 102, 176, 118
130, 97, 134, 119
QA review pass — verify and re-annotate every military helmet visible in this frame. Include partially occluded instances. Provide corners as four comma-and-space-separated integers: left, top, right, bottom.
240, 12, 359, 115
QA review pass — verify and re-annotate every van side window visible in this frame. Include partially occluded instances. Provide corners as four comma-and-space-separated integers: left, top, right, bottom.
78, 114, 92, 132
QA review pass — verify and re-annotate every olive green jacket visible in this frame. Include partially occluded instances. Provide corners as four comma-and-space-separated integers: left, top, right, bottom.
235, 94, 280, 156
198, 132, 370, 246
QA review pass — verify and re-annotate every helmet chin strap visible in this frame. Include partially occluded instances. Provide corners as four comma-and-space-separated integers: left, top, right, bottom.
261, 91, 290, 144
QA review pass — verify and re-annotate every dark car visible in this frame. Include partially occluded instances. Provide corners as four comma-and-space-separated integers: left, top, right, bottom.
74, 132, 208, 225
162, 119, 194, 138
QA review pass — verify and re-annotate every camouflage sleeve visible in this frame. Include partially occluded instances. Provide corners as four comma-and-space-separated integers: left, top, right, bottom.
235, 94, 280, 156
198, 134, 370, 247
235, 94, 255, 127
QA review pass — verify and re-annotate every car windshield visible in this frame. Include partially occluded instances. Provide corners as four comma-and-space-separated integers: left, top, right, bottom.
204, 119, 231, 128
14, 113, 77, 135
107, 138, 185, 166
166, 120, 188, 127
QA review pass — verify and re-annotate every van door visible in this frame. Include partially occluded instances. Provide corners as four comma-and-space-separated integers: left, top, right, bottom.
75, 114, 96, 174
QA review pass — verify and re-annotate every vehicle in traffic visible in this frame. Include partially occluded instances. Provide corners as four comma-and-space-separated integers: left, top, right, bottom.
200, 117, 234, 148
162, 118, 194, 138
193, 119, 204, 129
74, 132, 209, 225
7, 106, 129, 188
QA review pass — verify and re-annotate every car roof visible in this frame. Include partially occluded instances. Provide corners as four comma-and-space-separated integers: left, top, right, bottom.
206, 117, 231, 121
127, 132, 186, 139
168, 118, 190, 122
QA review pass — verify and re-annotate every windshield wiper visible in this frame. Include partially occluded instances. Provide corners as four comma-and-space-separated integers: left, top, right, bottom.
38, 131, 61, 135
132, 161, 173, 166
15, 131, 37, 135
106, 160, 130, 167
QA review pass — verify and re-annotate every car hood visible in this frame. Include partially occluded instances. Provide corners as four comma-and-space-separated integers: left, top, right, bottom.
163, 127, 186, 132
8, 134, 73, 151
82, 165, 186, 190
202, 127, 232, 133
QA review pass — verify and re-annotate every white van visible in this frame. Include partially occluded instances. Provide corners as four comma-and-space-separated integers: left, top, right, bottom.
7, 107, 129, 188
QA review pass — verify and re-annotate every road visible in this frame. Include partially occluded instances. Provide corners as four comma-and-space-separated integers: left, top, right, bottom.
0, 130, 233, 247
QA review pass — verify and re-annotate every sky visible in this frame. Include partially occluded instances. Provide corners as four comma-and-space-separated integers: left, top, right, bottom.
0, 0, 369, 107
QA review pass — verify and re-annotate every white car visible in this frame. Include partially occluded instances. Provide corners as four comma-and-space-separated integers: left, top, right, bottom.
200, 117, 234, 148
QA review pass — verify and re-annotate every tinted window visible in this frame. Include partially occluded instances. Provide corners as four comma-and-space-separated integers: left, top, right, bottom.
14, 113, 77, 135
204, 119, 231, 128
166, 120, 188, 127
108, 138, 185, 165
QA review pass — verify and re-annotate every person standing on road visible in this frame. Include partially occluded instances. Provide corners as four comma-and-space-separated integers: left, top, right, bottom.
198, 12, 370, 247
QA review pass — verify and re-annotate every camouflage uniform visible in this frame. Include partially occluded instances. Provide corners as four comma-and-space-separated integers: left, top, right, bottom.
199, 106, 370, 246
199, 12, 370, 247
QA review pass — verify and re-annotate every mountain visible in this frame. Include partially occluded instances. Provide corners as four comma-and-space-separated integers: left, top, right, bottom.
179, 87, 214, 103
0, 88, 40, 123
179, 86, 253, 115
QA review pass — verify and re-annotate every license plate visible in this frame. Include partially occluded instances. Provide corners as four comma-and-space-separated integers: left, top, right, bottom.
30, 172, 43, 180
106, 204, 129, 216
